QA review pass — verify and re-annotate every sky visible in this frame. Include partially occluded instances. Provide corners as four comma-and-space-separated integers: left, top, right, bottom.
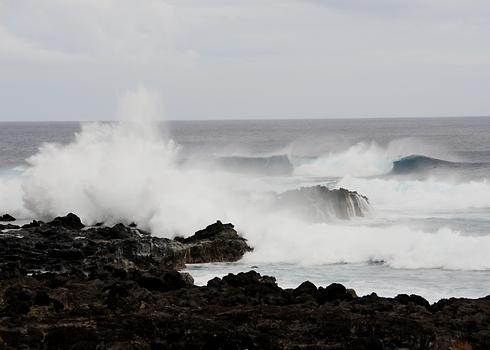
0, 0, 489, 121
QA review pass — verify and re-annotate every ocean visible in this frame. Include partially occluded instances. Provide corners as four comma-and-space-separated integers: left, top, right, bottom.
1, 117, 490, 302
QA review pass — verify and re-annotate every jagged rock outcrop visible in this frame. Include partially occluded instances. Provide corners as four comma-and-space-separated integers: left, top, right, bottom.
0, 269, 489, 349
1, 214, 490, 349
0, 214, 15, 222
0, 214, 252, 278
177, 221, 252, 263
47, 212, 84, 230
276, 185, 370, 221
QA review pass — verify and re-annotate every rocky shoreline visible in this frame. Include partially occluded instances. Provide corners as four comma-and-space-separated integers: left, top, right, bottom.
1, 214, 489, 349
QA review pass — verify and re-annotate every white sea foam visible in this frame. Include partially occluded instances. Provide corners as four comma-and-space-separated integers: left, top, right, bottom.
240, 217, 490, 270
294, 139, 449, 177
20, 90, 236, 235
1, 87, 490, 271
338, 176, 490, 214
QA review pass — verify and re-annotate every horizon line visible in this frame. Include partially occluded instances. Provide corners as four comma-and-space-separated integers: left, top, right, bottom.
1, 115, 490, 123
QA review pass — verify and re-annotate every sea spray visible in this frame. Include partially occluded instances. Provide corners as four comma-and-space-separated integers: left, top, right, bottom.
0, 175, 26, 218
337, 176, 490, 214
21, 88, 239, 235
240, 218, 490, 270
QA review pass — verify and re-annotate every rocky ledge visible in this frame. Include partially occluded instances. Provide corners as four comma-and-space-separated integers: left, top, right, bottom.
0, 213, 252, 276
0, 214, 489, 349
276, 185, 370, 221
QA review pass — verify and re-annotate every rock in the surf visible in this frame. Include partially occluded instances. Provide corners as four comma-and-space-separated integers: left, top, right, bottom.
177, 221, 253, 263
276, 185, 370, 221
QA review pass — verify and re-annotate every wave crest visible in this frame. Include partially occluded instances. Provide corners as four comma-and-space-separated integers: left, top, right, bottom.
293, 139, 447, 178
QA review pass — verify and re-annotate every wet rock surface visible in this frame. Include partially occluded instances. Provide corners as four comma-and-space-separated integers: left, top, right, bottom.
176, 221, 251, 264
277, 185, 370, 220
0, 214, 489, 349
0, 214, 251, 276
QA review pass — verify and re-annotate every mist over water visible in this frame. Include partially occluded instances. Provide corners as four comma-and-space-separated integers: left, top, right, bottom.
1, 89, 490, 299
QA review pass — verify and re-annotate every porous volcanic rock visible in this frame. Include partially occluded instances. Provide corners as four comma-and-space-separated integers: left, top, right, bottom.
0, 214, 489, 349
0, 214, 252, 277
0, 269, 489, 349
177, 221, 252, 263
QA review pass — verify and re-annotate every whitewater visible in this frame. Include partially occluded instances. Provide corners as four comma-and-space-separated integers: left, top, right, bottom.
1, 89, 490, 302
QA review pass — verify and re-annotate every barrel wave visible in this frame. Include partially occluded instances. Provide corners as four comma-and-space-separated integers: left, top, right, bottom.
390, 154, 486, 176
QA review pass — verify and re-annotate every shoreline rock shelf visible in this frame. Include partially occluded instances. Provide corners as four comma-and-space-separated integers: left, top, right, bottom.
0, 214, 252, 275
276, 185, 370, 221
0, 214, 489, 349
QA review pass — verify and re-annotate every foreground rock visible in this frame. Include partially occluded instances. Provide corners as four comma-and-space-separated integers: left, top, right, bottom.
176, 221, 251, 263
0, 224, 19, 230
0, 214, 252, 278
0, 269, 489, 349
277, 185, 370, 220
1, 214, 489, 349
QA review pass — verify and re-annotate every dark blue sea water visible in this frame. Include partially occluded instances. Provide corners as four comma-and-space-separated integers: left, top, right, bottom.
1, 117, 490, 301
2, 117, 490, 169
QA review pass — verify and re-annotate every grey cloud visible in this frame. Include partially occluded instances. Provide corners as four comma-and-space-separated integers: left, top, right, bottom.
0, 0, 489, 121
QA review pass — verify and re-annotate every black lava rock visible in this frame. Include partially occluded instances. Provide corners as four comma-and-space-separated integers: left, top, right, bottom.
0, 214, 15, 222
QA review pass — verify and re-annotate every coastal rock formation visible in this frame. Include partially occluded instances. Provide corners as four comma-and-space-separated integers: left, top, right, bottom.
0, 214, 252, 277
1, 214, 489, 349
0, 269, 489, 349
277, 185, 370, 221
177, 221, 251, 263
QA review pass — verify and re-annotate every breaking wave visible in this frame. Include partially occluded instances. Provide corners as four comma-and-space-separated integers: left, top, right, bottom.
293, 140, 420, 177
337, 176, 490, 215
390, 154, 487, 175
206, 141, 488, 180
242, 221, 490, 270
292, 143, 488, 179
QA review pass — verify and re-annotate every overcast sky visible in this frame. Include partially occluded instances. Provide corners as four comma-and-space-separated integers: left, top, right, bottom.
1, 0, 489, 121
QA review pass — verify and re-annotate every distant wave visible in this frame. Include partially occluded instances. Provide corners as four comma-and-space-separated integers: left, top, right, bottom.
294, 141, 404, 178
390, 154, 485, 175
216, 152, 489, 179
217, 155, 295, 175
